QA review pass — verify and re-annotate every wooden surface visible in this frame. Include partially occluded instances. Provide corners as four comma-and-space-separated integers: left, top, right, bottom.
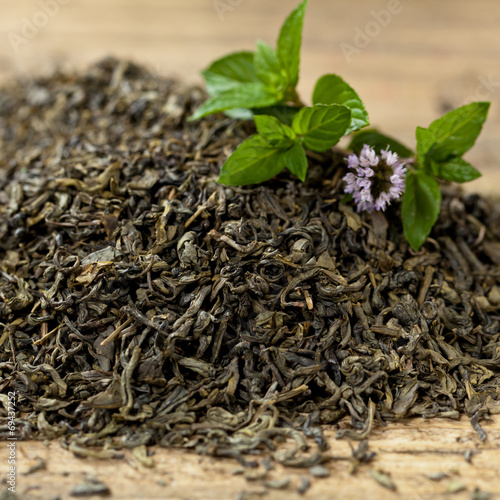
1, 0, 500, 193
1, 2, 500, 499
1, 416, 499, 500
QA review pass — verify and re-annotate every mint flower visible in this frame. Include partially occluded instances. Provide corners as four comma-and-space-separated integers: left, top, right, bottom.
343, 144, 406, 212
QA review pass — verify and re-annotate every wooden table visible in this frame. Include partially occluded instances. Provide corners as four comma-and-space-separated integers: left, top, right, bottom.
2, 416, 499, 500
1, 1, 500, 498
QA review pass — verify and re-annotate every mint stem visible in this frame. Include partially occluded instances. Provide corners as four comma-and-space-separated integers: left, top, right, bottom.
284, 88, 305, 107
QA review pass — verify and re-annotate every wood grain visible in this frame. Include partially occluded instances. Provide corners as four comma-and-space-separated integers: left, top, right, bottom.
1, 0, 500, 193
2, 415, 499, 500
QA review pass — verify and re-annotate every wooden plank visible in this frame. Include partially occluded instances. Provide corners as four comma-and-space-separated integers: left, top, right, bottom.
2, 416, 499, 500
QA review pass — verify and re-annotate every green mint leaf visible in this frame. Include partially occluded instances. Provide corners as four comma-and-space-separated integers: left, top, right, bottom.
202, 51, 259, 96
190, 83, 279, 120
224, 108, 254, 120
349, 129, 414, 158
402, 170, 441, 251
415, 126, 436, 169
253, 105, 301, 126
312, 74, 369, 134
254, 114, 296, 148
292, 104, 351, 152
277, 0, 309, 88
426, 101, 490, 160
429, 159, 440, 177
283, 142, 308, 181
435, 157, 481, 183
218, 135, 289, 186
255, 40, 286, 90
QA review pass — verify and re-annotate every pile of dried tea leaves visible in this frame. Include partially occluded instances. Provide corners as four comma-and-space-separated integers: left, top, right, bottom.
1, 58, 500, 465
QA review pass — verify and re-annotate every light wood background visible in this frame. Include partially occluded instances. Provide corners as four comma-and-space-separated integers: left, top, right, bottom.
1, 1, 500, 498
2, 416, 500, 500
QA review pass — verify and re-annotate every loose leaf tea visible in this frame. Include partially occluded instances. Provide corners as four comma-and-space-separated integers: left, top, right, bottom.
1, 60, 500, 468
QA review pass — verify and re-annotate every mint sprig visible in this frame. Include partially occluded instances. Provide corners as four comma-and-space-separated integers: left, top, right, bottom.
405, 102, 489, 250
188, 1, 490, 253
190, 0, 310, 121
348, 102, 489, 251
219, 104, 351, 185
191, 1, 367, 184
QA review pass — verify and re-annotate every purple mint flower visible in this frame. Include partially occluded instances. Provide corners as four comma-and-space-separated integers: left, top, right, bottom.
343, 144, 407, 212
